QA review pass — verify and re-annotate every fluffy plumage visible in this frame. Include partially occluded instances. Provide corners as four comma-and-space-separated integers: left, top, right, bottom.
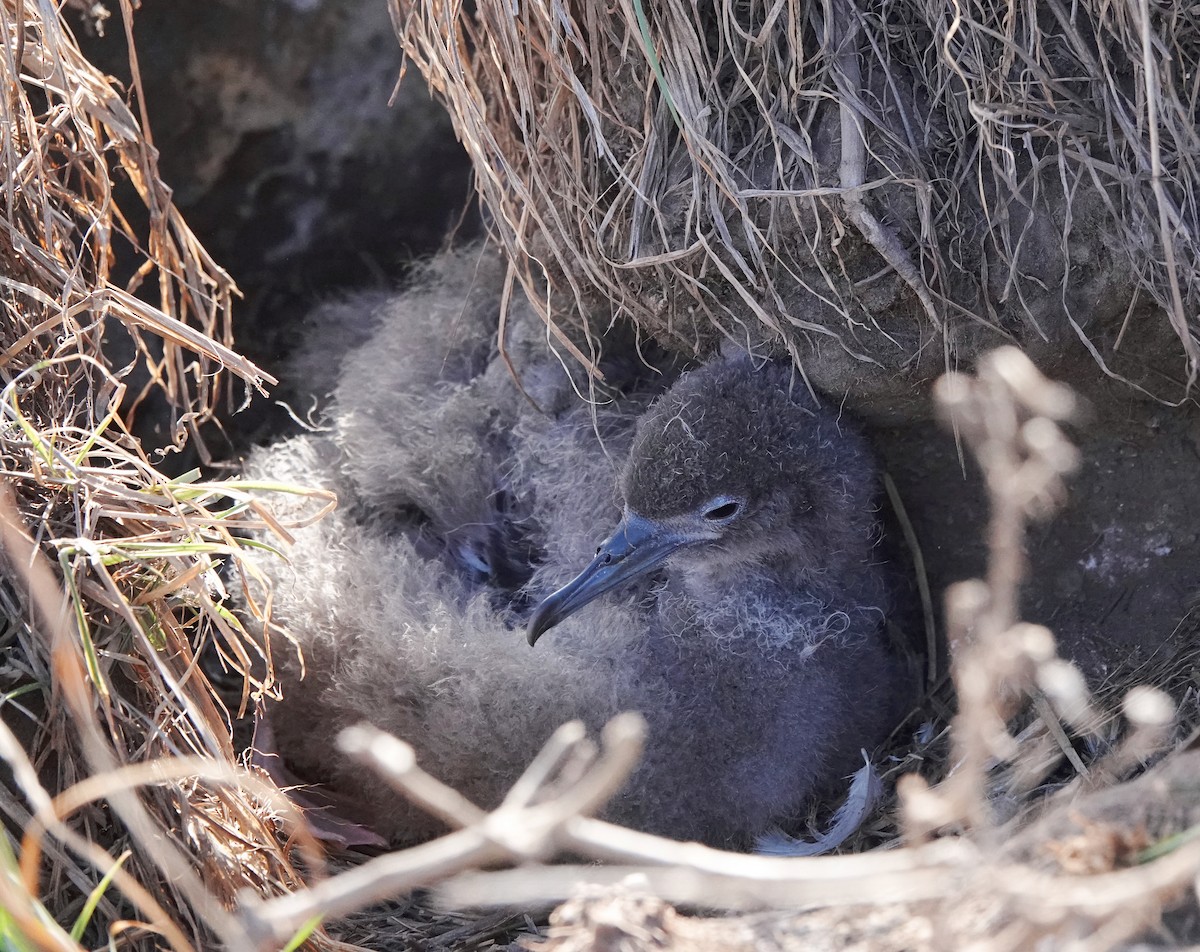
245, 247, 908, 849
619, 355, 888, 601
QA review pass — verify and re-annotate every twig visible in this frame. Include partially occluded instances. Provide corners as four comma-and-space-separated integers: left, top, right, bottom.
239, 828, 499, 950
436, 852, 963, 911
340, 724, 487, 830
830, 0, 942, 331
907, 347, 1081, 833
238, 714, 646, 947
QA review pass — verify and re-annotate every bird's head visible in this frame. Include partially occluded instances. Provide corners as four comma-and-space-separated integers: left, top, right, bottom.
526, 356, 879, 645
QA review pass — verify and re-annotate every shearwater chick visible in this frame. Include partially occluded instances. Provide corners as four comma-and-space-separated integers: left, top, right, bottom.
526, 355, 906, 842
248, 251, 907, 849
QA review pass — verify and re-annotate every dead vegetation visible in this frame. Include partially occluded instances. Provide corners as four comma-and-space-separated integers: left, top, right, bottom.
4, 2, 1200, 952
0, 2, 329, 948
392, 0, 1200, 401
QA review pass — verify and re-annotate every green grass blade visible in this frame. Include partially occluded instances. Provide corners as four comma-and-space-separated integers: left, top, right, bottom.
69, 850, 130, 941
280, 915, 322, 952
631, 0, 681, 129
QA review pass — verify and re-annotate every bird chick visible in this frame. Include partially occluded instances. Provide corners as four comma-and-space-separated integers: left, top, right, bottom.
527, 355, 906, 843
247, 254, 908, 850
530, 354, 889, 644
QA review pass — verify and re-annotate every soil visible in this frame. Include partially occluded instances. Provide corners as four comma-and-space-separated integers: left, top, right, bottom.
874, 355, 1200, 691
75, 0, 477, 463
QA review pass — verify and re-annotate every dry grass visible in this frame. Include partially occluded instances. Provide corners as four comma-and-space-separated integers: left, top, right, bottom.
0, 3, 341, 949
391, 0, 1200, 393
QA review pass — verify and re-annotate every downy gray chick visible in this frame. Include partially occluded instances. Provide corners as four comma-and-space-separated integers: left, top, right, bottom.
246, 247, 908, 849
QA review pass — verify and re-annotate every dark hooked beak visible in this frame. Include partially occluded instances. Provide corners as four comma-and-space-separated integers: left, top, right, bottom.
526, 512, 698, 646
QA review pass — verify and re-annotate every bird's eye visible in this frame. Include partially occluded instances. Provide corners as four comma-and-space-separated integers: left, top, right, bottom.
703, 499, 742, 522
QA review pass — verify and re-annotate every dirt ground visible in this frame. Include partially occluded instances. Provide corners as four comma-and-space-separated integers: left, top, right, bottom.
876, 354, 1200, 692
